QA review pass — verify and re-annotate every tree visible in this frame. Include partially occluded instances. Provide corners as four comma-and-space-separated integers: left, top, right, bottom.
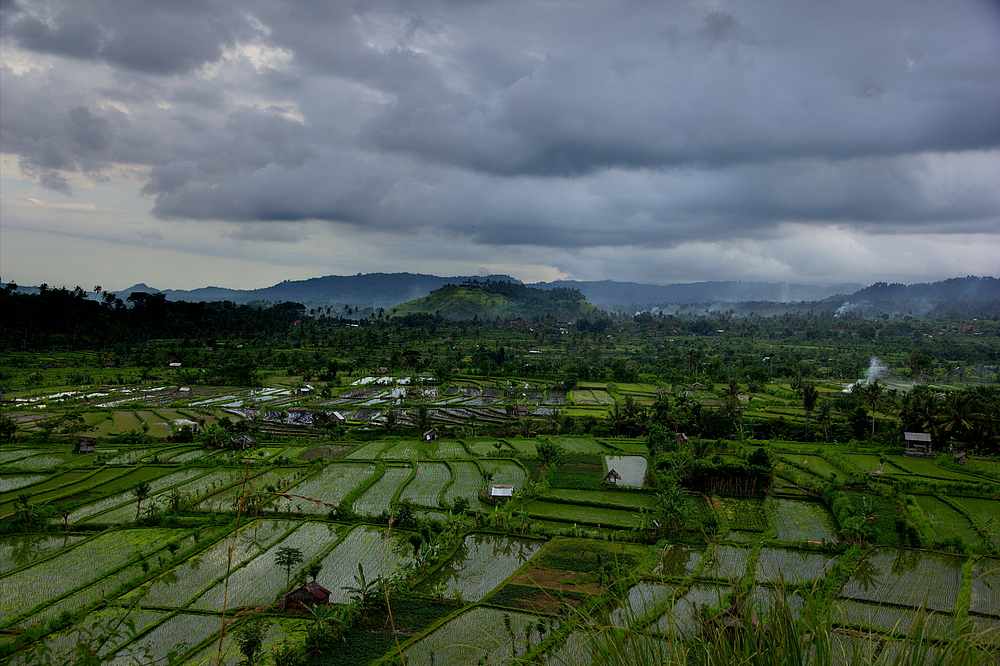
801, 383, 819, 435
383, 409, 398, 435
305, 561, 323, 582
856, 380, 886, 438
133, 481, 151, 522
654, 476, 695, 537
235, 617, 266, 666
0, 413, 17, 445
275, 546, 304, 591
536, 440, 564, 471
197, 424, 230, 449
816, 400, 832, 442
415, 405, 430, 433
14, 493, 49, 528
646, 422, 671, 454
937, 391, 984, 449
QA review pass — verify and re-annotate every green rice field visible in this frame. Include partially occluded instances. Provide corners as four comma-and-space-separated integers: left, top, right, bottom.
423, 533, 543, 602
768, 498, 839, 542
841, 549, 965, 612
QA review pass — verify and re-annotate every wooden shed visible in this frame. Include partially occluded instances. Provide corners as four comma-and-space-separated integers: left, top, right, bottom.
75, 437, 96, 454
603, 469, 622, 485
904, 432, 933, 457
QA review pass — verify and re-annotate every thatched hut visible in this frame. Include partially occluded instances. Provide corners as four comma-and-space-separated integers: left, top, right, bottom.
280, 582, 331, 611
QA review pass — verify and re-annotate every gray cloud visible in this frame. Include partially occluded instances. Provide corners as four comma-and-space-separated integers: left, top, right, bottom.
2, 0, 255, 74
2, 0, 999, 284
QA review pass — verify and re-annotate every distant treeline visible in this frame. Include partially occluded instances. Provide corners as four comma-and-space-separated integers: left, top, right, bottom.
458, 278, 586, 303
0, 283, 306, 350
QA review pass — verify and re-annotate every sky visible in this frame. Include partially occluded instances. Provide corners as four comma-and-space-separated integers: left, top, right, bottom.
1, 0, 999, 292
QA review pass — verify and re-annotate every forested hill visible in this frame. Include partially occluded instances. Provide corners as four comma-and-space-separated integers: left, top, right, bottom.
118, 273, 519, 309
829, 276, 1000, 303
389, 280, 600, 321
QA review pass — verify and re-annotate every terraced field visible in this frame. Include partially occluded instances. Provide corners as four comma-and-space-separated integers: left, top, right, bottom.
352, 465, 413, 516
281, 463, 377, 514
398, 461, 451, 507
2, 410, 995, 666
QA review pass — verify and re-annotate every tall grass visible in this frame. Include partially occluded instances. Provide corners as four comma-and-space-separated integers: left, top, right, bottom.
535, 582, 998, 666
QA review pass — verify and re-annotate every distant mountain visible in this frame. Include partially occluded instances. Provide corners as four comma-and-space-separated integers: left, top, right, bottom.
390, 280, 600, 321
831, 276, 1000, 303
117, 273, 519, 309
30, 274, 995, 313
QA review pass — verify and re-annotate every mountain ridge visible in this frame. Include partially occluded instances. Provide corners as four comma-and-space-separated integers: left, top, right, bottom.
9, 275, 996, 312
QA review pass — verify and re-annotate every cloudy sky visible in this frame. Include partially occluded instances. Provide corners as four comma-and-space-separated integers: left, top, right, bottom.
2, 0, 999, 291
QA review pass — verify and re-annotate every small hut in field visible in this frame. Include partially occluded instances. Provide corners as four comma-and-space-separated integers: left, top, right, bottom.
489, 484, 515, 500
903, 432, 933, 457
75, 438, 96, 454
603, 469, 622, 485
280, 582, 331, 611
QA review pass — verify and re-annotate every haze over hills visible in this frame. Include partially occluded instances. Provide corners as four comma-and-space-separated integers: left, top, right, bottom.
5, 275, 997, 314
110, 273, 868, 310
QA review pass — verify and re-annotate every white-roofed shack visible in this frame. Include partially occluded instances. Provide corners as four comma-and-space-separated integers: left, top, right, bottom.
490, 484, 515, 500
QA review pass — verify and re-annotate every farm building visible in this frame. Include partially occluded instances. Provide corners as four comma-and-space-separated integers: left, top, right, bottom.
74, 438, 96, 454
280, 582, 331, 611
904, 432, 933, 457
603, 469, 622, 485
490, 484, 515, 500
423, 428, 439, 441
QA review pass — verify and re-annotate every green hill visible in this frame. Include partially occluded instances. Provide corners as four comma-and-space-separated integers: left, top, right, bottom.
389, 279, 601, 321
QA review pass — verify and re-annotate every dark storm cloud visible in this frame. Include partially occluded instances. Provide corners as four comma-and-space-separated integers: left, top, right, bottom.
2, 0, 999, 258
358, 2, 1000, 176
3, 0, 255, 74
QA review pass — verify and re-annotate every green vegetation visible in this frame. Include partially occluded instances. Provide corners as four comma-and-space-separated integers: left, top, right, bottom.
1, 287, 999, 664
390, 279, 598, 321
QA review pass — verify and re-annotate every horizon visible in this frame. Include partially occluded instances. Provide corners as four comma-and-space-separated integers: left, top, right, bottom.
2, 1, 999, 290
3, 272, 995, 299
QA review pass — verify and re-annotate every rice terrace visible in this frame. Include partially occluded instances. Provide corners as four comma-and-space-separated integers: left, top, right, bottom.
1, 283, 999, 665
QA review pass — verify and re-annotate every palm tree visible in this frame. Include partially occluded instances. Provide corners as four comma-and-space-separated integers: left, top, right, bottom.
802, 383, 819, 433
857, 380, 886, 438
415, 405, 430, 433
898, 386, 940, 438
816, 399, 832, 441
383, 409, 398, 435
937, 392, 983, 448
133, 481, 151, 521
606, 402, 627, 437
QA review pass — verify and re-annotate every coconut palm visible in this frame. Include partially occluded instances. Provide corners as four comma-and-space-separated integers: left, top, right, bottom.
801, 383, 819, 433
815, 399, 832, 441
937, 391, 984, 449
856, 379, 886, 438
133, 481, 151, 522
